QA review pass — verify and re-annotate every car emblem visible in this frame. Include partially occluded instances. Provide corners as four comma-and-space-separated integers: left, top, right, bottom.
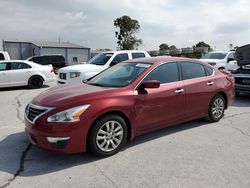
242, 79, 250, 84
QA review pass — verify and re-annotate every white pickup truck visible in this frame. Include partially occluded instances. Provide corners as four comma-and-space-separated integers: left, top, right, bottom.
57, 50, 150, 84
0, 51, 10, 61
200, 51, 235, 70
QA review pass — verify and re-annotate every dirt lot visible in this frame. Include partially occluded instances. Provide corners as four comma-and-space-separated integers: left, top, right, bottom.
0, 82, 250, 188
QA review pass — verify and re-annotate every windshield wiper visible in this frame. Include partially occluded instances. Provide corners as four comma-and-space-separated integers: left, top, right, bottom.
88, 83, 105, 87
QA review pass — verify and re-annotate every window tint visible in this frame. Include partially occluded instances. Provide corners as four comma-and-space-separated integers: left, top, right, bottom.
112, 53, 129, 63
227, 52, 235, 60
181, 62, 206, 80
0, 54, 4, 60
0, 63, 7, 71
205, 66, 214, 76
11, 62, 31, 70
132, 53, 145, 59
144, 63, 179, 84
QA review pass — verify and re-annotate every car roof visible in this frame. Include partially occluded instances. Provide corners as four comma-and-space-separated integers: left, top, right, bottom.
123, 56, 202, 65
98, 50, 148, 53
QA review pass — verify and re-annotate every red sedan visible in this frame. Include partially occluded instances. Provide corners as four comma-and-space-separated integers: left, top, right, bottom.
24, 57, 234, 157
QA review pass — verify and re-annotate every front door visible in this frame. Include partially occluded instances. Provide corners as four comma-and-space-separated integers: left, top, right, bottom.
0, 63, 10, 87
134, 62, 185, 131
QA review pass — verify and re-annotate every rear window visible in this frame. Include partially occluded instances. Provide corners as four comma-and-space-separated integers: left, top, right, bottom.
132, 53, 145, 59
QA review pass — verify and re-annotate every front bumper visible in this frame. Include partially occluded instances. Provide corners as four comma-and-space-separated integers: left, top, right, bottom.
235, 84, 250, 94
24, 117, 87, 154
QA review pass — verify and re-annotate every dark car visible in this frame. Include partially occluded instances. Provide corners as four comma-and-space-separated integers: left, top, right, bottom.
231, 44, 250, 96
24, 56, 234, 157
27, 55, 67, 73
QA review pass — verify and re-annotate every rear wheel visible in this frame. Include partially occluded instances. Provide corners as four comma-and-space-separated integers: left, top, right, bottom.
88, 115, 127, 157
206, 94, 225, 122
28, 76, 43, 89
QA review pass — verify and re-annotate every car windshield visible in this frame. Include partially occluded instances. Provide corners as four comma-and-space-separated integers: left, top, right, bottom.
87, 62, 151, 87
201, 53, 227, 59
88, 53, 114, 65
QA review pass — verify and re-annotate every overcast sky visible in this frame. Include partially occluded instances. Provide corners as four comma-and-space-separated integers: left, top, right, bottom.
0, 0, 249, 51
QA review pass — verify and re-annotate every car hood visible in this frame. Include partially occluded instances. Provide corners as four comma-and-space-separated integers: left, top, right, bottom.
31, 83, 115, 107
235, 44, 250, 66
59, 64, 106, 73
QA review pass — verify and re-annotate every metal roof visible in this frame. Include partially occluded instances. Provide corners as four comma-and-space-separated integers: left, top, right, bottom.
3, 40, 89, 49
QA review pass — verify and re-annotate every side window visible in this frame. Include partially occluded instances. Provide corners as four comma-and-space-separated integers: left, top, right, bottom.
132, 53, 145, 59
0, 54, 4, 60
227, 53, 235, 61
112, 53, 129, 63
11, 62, 31, 70
205, 66, 214, 76
144, 63, 179, 84
181, 62, 206, 80
0, 63, 7, 71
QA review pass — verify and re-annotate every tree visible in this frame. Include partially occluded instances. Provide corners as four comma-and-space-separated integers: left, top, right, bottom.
194, 41, 212, 51
169, 45, 177, 50
114, 15, 142, 50
159, 43, 169, 50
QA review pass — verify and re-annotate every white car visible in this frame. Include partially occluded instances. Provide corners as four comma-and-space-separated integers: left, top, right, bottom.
200, 51, 235, 70
57, 50, 150, 84
0, 51, 10, 61
0, 60, 55, 89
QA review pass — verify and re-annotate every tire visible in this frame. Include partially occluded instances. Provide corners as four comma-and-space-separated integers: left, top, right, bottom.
28, 76, 43, 89
206, 94, 225, 122
88, 115, 128, 157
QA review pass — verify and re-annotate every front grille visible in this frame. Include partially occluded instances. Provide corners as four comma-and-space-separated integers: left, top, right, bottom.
59, 73, 67, 80
25, 104, 53, 124
235, 77, 250, 85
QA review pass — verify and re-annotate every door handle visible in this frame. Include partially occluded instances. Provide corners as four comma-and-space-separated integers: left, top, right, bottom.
207, 81, 214, 86
175, 89, 184, 94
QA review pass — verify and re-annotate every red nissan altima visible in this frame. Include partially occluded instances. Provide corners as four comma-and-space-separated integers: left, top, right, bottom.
24, 57, 234, 157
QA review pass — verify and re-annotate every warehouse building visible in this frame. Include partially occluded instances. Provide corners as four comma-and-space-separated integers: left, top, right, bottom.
2, 40, 90, 65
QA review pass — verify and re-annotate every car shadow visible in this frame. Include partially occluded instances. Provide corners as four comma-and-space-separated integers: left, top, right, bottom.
0, 119, 207, 177
233, 93, 250, 107
0, 85, 50, 92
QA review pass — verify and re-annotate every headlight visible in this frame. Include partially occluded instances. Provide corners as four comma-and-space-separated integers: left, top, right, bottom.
70, 72, 81, 78
47, 104, 90, 122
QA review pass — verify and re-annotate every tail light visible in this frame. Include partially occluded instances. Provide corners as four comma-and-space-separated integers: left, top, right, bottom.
220, 69, 235, 84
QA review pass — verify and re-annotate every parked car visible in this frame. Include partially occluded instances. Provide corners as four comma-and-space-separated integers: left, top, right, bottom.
25, 56, 234, 157
200, 51, 235, 70
27, 55, 67, 74
231, 44, 250, 96
57, 50, 150, 84
0, 60, 55, 89
0, 51, 10, 61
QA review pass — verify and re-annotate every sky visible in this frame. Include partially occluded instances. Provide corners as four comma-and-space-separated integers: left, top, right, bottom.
0, 0, 250, 51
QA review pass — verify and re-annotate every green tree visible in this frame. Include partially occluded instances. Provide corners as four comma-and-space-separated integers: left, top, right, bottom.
169, 45, 177, 50
114, 15, 142, 50
194, 41, 212, 51
159, 43, 169, 50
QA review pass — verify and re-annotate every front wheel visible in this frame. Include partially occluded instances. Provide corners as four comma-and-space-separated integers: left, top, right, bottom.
88, 115, 128, 157
206, 94, 225, 122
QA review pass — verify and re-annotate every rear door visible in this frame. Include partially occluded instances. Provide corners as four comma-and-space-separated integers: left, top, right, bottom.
180, 61, 216, 120
8, 62, 32, 86
0, 62, 10, 87
135, 62, 185, 131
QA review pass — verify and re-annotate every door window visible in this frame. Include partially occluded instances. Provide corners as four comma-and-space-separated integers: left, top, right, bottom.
0, 63, 8, 71
132, 53, 145, 59
144, 63, 179, 84
11, 62, 31, 70
181, 62, 206, 80
112, 53, 129, 63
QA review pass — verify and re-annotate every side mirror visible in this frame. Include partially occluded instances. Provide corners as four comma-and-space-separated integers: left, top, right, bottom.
140, 80, 160, 89
110, 61, 118, 66
227, 58, 234, 62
